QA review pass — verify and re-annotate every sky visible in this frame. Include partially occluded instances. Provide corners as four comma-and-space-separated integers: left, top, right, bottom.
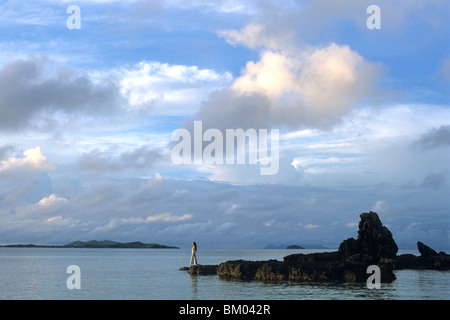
0, 0, 449, 249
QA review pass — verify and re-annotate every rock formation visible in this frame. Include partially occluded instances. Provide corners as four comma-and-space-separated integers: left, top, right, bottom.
180, 265, 218, 275
339, 211, 398, 258
395, 241, 449, 270
417, 241, 438, 257
215, 212, 397, 282
180, 211, 449, 282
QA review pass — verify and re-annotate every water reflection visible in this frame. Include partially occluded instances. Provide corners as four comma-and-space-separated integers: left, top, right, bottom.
189, 274, 400, 300
190, 274, 198, 299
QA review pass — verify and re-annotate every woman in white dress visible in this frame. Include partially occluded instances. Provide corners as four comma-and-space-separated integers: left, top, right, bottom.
190, 242, 198, 266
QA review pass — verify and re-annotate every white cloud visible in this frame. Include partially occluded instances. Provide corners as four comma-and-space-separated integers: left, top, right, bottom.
195, 43, 383, 131
218, 23, 290, 50
231, 50, 298, 97
298, 223, 319, 229
0, 146, 53, 174
38, 194, 68, 208
372, 200, 388, 214
145, 212, 193, 223
225, 204, 238, 214
44, 216, 72, 225
120, 61, 232, 115
345, 222, 358, 228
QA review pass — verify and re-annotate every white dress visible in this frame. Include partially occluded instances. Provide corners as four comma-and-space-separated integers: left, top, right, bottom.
190, 247, 197, 266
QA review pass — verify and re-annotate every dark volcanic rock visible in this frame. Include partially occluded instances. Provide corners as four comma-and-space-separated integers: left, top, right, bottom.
394, 242, 449, 270
216, 251, 396, 283
417, 241, 438, 257
339, 211, 398, 259
216, 259, 291, 281
358, 212, 398, 257
338, 237, 359, 257
179, 265, 218, 275
394, 254, 418, 270
413, 255, 450, 270
216, 213, 398, 283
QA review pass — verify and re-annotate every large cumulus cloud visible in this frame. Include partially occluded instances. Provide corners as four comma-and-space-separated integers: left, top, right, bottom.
194, 43, 383, 131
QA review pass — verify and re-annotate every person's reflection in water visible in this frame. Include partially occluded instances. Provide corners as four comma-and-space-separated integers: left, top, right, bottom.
190, 273, 198, 299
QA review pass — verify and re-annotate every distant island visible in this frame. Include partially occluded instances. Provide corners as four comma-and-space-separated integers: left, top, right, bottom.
0, 240, 179, 249
286, 245, 304, 249
265, 244, 330, 249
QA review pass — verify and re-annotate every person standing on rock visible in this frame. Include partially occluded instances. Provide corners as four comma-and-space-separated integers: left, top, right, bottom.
190, 242, 198, 266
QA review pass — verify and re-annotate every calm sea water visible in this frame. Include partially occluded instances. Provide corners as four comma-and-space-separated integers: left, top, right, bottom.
0, 248, 448, 300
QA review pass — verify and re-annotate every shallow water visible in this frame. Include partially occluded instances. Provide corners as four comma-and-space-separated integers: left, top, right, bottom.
0, 248, 448, 300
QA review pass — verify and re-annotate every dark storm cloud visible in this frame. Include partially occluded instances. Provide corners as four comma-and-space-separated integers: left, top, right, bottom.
77, 145, 167, 173
414, 125, 450, 150
0, 55, 124, 131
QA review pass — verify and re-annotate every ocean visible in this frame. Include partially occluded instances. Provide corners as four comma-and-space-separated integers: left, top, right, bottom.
0, 247, 448, 300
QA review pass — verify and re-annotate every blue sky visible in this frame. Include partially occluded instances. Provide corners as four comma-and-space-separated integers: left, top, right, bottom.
0, 0, 449, 249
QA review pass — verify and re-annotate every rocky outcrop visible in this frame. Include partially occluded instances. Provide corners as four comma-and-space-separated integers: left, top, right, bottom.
216, 212, 397, 282
179, 265, 218, 275
215, 251, 396, 282
395, 241, 449, 271
339, 212, 398, 258
181, 212, 449, 281
417, 241, 438, 257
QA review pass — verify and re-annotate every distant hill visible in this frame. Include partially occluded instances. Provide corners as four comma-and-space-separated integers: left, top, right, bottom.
264, 244, 329, 249
264, 244, 304, 249
1, 240, 179, 249
0, 244, 61, 248
63, 240, 179, 249
286, 245, 304, 249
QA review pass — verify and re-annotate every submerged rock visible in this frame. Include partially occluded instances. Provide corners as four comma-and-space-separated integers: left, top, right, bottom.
215, 259, 294, 281
179, 265, 218, 275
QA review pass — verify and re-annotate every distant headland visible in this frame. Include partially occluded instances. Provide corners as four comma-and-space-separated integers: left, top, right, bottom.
0, 240, 179, 249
